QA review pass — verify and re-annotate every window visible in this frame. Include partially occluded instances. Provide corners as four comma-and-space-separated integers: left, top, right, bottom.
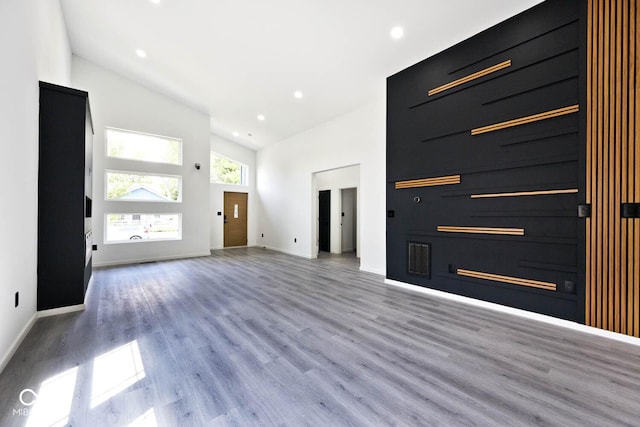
105, 170, 182, 202
210, 152, 247, 185
104, 126, 184, 244
105, 213, 181, 243
106, 127, 182, 165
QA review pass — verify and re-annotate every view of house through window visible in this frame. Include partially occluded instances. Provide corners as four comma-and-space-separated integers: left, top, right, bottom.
106, 171, 182, 202
105, 213, 181, 243
106, 127, 182, 165
210, 152, 247, 185
104, 127, 184, 244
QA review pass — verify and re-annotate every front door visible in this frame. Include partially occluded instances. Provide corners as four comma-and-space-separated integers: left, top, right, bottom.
224, 192, 248, 247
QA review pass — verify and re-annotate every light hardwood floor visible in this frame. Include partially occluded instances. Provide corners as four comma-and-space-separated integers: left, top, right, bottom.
1, 248, 639, 426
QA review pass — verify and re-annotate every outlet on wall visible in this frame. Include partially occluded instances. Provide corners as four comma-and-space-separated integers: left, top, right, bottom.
15, 291, 19, 307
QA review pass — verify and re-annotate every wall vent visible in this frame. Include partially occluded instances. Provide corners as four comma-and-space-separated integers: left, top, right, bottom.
408, 242, 431, 278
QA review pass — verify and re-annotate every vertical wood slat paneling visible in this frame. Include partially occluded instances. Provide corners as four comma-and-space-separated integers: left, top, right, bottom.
629, 0, 640, 336
587, 0, 639, 337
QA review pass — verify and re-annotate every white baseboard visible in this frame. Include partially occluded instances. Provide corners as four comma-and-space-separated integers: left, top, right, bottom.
37, 304, 85, 318
0, 313, 38, 374
261, 246, 313, 259
385, 278, 640, 347
360, 265, 385, 276
93, 251, 211, 268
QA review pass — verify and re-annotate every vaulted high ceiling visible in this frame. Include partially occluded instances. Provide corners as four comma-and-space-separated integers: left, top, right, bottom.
61, 0, 542, 150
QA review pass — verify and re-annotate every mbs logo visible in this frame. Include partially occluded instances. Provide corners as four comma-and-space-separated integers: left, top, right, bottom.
13, 389, 38, 416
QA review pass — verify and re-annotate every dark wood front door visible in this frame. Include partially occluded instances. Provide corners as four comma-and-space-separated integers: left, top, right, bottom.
224, 192, 248, 247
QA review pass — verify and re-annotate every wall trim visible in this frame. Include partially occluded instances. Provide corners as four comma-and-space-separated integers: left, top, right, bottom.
360, 265, 385, 276
0, 313, 38, 375
385, 278, 640, 347
261, 246, 313, 259
37, 304, 85, 318
93, 251, 211, 268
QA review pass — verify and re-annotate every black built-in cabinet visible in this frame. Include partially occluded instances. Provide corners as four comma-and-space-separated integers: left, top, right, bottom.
387, 0, 586, 321
38, 81, 93, 311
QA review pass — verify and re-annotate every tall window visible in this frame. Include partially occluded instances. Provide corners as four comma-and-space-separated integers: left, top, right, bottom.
104, 128, 183, 244
210, 152, 247, 185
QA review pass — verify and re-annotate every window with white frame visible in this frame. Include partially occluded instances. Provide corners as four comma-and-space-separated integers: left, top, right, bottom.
105, 213, 181, 243
210, 152, 247, 185
105, 170, 182, 202
106, 127, 182, 165
104, 127, 183, 244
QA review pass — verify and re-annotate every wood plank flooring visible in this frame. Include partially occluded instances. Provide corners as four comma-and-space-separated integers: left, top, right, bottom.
1, 247, 639, 426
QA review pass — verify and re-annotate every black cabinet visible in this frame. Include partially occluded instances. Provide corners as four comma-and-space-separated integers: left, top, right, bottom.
38, 81, 93, 311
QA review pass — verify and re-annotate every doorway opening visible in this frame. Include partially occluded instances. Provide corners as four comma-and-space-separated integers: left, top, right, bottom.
340, 188, 357, 254
223, 191, 248, 247
318, 190, 331, 252
312, 164, 360, 258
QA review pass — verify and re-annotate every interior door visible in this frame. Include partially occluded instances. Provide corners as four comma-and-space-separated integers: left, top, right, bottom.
319, 190, 330, 252
224, 192, 248, 247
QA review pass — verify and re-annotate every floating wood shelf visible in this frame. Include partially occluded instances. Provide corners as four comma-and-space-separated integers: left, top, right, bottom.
428, 60, 512, 96
471, 104, 579, 135
437, 226, 524, 236
395, 175, 461, 189
457, 268, 557, 291
470, 188, 579, 199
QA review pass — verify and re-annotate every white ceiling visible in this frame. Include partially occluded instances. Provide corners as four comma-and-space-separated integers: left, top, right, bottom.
60, 0, 543, 150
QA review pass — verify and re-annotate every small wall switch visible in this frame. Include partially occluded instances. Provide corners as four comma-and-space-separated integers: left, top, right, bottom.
294, 238, 297, 243
15, 291, 19, 307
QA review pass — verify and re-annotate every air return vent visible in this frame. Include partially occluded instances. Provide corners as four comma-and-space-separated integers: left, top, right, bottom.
408, 242, 431, 278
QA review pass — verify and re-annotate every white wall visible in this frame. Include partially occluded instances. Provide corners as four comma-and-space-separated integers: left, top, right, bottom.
314, 165, 360, 256
257, 96, 386, 275
72, 57, 211, 266
210, 135, 257, 249
0, 0, 72, 372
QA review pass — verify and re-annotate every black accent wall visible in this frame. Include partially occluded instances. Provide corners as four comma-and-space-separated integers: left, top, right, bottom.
386, 0, 586, 321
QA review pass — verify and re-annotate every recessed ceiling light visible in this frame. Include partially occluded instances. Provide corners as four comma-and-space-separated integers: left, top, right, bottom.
390, 26, 404, 40
257, 114, 265, 121
232, 131, 239, 137
135, 49, 147, 58
294, 91, 303, 99
149, 0, 160, 4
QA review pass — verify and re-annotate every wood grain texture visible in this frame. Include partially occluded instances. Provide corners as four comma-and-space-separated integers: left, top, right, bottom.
470, 188, 578, 199
395, 175, 461, 189
586, 0, 640, 338
428, 60, 512, 96
471, 104, 579, 135
1, 248, 639, 426
457, 267, 557, 291
437, 226, 525, 236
